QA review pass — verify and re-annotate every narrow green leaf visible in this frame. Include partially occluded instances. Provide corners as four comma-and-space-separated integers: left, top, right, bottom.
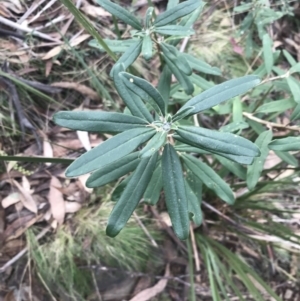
190, 74, 214, 90
219, 121, 249, 133
88, 38, 136, 53
143, 163, 163, 205
140, 132, 167, 158
167, 0, 179, 10
61, 0, 116, 60
262, 33, 273, 74
255, 98, 295, 114
182, 154, 235, 205
110, 39, 142, 76
66, 127, 155, 177
178, 75, 260, 115
120, 72, 166, 115
86, 152, 140, 188
215, 155, 246, 180
53, 111, 148, 132
184, 177, 202, 226
268, 137, 300, 152
287, 76, 300, 103
142, 35, 153, 60
112, 175, 132, 202
96, 0, 142, 30
247, 130, 273, 190
145, 7, 154, 28
157, 65, 172, 106
163, 52, 194, 94
283, 50, 297, 67
113, 64, 154, 122
289, 62, 300, 74
154, 25, 195, 36
162, 144, 190, 240
232, 97, 243, 122
176, 126, 260, 157
274, 151, 298, 167
183, 53, 222, 75
172, 106, 195, 122
291, 103, 300, 121
106, 152, 158, 237
154, 0, 202, 27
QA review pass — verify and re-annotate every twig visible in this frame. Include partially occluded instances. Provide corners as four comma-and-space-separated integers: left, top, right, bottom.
243, 112, 300, 132
0, 16, 61, 42
92, 270, 103, 301
0, 226, 51, 273
260, 72, 290, 85
17, 0, 48, 25
28, 0, 59, 24
190, 225, 201, 282
0, 28, 24, 39
133, 211, 158, 248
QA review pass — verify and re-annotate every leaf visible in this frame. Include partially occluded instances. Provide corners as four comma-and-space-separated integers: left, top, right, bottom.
289, 62, 300, 74
145, 7, 154, 28
86, 152, 140, 188
89, 38, 137, 53
247, 130, 273, 190
143, 163, 163, 205
154, 25, 195, 36
268, 137, 300, 152
172, 106, 195, 122
219, 121, 249, 133
255, 98, 295, 114
48, 176, 65, 225
77, 130, 91, 151
163, 49, 194, 95
182, 154, 235, 205
177, 75, 260, 116
12, 180, 37, 214
106, 152, 158, 237
53, 111, 148, 132
66, 127, 156, 177
215, 155, 246, 180
154, 0, 202, 27
157, 65, 172, 106
113, 64, 154, 122
140, 132, 167, 158
112, 175, 132, 202
175, 126, 260, 158
291, 103, 300, 121
274, 151, 298, 167
120, 72, 166, 115
287, 76, 300, 103
185, 174, 202, 226
262, 33, 273, 74
110, 39, 142, 76
96, 0, 142, 30
283, 49, 297, 67
142, 34, 153, 60
182, 53, 222, 75
162, 144, 189, 240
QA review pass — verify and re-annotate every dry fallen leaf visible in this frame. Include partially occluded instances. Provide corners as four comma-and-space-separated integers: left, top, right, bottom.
70, 34, 90, 47
81, 3, 111, 18
43, 140, 53, 166
12, 180, 37, 214
2, 192, 22, 208
77, 130, 91, 151
48, 176, 65, 225
65, 201, 81, 213
129, 264, 170, 301
78, 174, 93, 194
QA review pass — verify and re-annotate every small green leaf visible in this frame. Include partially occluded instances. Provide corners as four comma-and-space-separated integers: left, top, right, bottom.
53, 111, 148, 133
268, 137, 300, 152
112, 175, 132, 202
145, 7, 154, 28
113, 64, 154, 122
110, 39, 142, 76
120, 72, 166, 115
274, 151, 298, 167
88, 38, 137, 53
291, 103, 300, 121
162, 144, 190, 240
154, 0, 202, 27
184, 177, 202, 226
157, 65, 172, 106
106, 152, 158, 237
96, 0, 142, 30
182, 53, 222, 75
143, 163, 163, 205
140, 132, 167, 158
172, 106, 195, 122
163, 51, 194, 95
247, 130, 273, 190
283, 50, 297, 67
182, 154, 235, 205
287, 76, 300, 103
66, 127, 155, 177
215, 155, 246, 180
262, 33, 273, 74
255, 98, 295, 114
86, 152, 140, 188
289, 62, 300, 74
177, 75, 260, 116
176, 126, 260, 158
142, 35, 153, 60
154, 25, 195, 36
219, 121, 249, 133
